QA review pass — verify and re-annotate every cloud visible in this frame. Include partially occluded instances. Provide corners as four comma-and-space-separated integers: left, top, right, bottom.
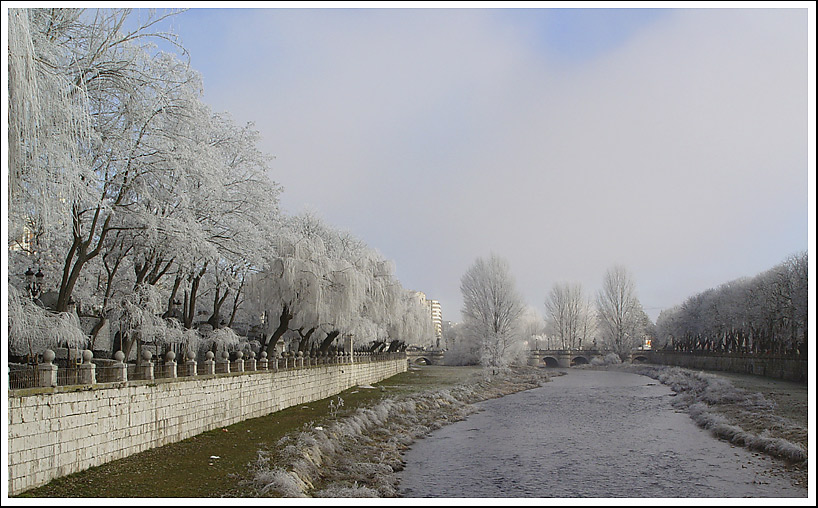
179, 7, 809, 322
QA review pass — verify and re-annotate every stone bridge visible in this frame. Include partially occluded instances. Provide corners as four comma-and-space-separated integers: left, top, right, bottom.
406, 349, 611, 367
405, 349, 446, 366
528, 349, 606, 368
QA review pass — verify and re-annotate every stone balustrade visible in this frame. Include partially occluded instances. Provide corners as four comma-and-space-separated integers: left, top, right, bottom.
7, 348, 407, 496
10, 348, 403, 391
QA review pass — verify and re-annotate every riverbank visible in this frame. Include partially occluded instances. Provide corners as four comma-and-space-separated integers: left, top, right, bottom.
14, 364, 550, 498
13, 362, 807, 498
615, 363, 809, 490
246, 365, 553, 497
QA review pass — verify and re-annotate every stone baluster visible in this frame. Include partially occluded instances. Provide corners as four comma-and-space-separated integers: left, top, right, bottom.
246, 351, 257, 371
343, 335, 354, 360
185, 350, 197, 376
111, 351, 127, 382
274, 352, 280, 371
217, 351, 230, 374
259, 351, 268, 370
139, 349, 154, 380
297, 351, 304, 368
233, 351, 244, 372
202, 351, 216, 375
37, 349, 58, 387
165, 351, 177, 378
79, 350, 96, 385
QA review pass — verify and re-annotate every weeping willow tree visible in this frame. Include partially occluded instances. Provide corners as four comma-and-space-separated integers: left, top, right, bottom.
7, 8, 94, 246
7, 8, 192, 354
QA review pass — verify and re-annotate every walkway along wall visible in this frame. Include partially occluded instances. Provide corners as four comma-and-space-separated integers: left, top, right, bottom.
644, 351, 807, 383
7, 355, 407, 496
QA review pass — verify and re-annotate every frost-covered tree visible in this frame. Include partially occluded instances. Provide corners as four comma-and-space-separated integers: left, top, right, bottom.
518, 305, 546, 350
387, 289, 435, 352
7, 8, 284, 360
654, 252, 808, 356
596, 265, 648, 361
460, 254, 526, 374
443, 321, 481, 366
8, 8, 198, 314
544, 283, 596, 350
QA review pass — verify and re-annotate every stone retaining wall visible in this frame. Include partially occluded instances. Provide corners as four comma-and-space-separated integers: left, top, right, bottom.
645, 351, 807, 383
7, 357, 406, 496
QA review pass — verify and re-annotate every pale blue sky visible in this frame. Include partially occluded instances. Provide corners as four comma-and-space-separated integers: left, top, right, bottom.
121, 4, 813, 323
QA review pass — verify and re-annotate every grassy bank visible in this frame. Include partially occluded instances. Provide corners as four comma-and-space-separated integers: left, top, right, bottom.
16, 365, 518, 498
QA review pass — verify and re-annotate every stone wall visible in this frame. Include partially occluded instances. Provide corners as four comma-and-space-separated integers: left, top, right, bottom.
7, 357, 407, 496
645, 351, 807, 383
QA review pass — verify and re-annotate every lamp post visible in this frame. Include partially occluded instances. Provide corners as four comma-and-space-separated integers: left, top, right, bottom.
24, 267, 44, 299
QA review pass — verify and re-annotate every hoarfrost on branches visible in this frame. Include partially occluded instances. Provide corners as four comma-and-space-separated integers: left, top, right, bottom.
460, 254, 526, 374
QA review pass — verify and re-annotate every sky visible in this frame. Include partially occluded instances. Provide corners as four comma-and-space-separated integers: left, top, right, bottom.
33, 3, 818, 324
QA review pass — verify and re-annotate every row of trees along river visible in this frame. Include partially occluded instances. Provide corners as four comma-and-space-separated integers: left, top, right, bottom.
7, 8, 435, 365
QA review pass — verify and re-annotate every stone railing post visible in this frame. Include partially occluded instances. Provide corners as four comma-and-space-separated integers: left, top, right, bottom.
79, 350, 96, 385
259, 351, 268, 370
37, 349, 57, 387
165, 351, 177, 378
202, 351, 216, 375
233, 351, 245, 372
139, 349, 154, 380
246, 351, 257, 371
185, 350, 197, 376
274, 352, 280, 371
343, 334, 354, 358
217, 351, 230, 374
112, 350, 127, 382
297, 351, 304, 368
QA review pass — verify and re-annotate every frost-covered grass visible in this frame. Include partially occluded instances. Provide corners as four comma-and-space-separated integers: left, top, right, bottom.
620, 363, 808, 465
19, 365, 485, 498
248, 366, 552, 498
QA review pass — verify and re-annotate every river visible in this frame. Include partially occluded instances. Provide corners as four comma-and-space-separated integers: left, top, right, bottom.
398, 368, 805, 498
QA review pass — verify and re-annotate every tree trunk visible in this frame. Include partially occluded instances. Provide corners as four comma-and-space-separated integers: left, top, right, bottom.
207, 286, 230, 329
264, 305, 293, 356
319, 330, 340, 353
297, 327, 317, 352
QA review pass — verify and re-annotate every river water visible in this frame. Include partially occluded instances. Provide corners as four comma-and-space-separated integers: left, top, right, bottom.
398, 369, 804, 499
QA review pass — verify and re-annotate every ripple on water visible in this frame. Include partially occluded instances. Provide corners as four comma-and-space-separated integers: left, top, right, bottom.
398, 369, 805, 499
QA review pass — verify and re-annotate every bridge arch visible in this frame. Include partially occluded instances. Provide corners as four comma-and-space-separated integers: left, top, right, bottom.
632, 354, 649, 363
542, 356, 560, 368
413, 357, 431, 365
571, 356, 589, 366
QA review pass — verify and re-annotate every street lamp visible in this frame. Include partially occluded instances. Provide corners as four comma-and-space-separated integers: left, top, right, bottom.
24, 267, 44, 299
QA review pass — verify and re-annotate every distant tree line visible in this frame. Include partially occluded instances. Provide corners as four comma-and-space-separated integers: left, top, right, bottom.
448, 257, 655, 370
654, 252, 808, 357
